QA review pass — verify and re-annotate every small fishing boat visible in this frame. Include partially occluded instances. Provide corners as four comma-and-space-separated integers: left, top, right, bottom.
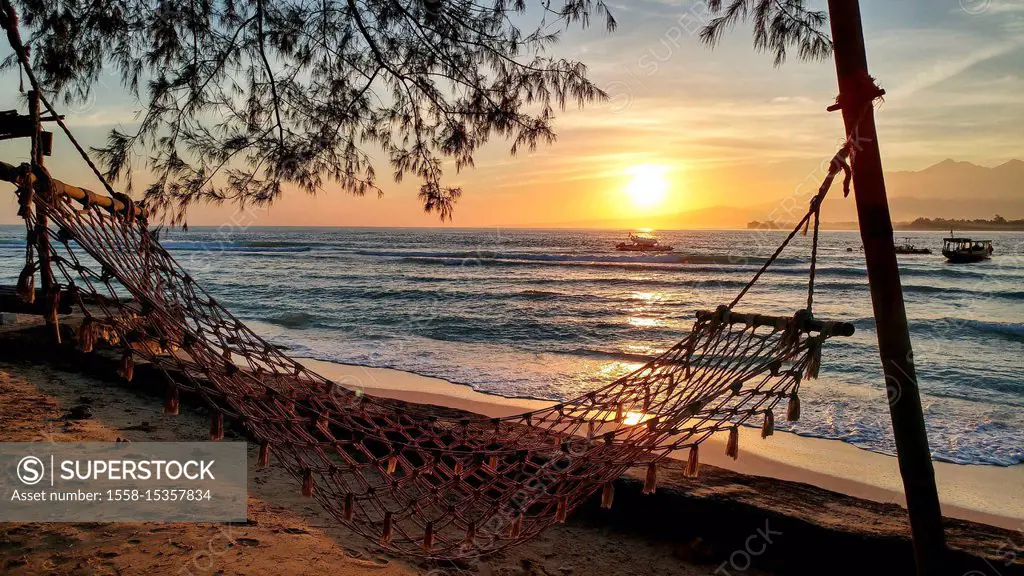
942, 236, 993, 263
894, 237, 931, 255
616, 232, 674, 252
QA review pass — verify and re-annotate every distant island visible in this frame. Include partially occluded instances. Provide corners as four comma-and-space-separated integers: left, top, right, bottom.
748, 215, 1024, 231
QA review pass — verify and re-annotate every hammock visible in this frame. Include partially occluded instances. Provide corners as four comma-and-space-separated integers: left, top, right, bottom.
6, 155, 857, 559
2, 13, 861, 560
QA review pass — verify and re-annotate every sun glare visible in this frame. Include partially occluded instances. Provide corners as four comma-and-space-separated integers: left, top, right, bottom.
624, 164, 670, 209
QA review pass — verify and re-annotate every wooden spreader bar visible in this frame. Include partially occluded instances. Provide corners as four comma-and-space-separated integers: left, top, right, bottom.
0, 159, 146, 218
696, 309, 856, 337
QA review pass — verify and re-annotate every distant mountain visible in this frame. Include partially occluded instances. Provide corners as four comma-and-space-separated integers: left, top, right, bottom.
887, 158, 1024, 201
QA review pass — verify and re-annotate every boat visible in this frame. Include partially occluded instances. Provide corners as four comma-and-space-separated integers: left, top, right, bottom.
894, 237, 931, 255
616, 232, 674, 252
942, 235, 993, 263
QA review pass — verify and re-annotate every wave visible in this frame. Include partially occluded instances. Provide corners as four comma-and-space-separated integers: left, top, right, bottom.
161, 240, 311, 253
356, 248, 805, 267
562, 347, 660, 364
237, 241, 311, 248
264, 311, 317, 329
901, 318, 1024, 343
901, 284, 1024, 300
954, 319, 1024, 342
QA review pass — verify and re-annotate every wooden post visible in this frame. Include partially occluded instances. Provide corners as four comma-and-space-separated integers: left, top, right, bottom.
826, 2, 946, 575
28, 90, 59, 341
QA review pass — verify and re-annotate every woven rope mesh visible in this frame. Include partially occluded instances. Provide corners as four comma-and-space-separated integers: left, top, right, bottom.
15, 185, 841, 559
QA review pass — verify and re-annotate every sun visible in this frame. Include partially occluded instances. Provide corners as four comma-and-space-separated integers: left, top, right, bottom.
623, 164, 670, 209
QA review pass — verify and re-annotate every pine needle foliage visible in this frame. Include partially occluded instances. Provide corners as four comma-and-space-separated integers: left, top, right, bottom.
699, 0, 832, 66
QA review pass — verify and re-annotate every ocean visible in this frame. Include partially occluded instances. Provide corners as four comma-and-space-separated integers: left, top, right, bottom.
2, 226, 1021, 466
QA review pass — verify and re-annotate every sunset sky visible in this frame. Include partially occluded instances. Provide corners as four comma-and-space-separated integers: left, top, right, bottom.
1, 0, 1022, 228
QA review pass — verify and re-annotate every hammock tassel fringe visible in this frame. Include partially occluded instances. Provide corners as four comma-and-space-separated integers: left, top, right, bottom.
555, 496, 568, 523
209, 412, 224, 441
257, 441, 270, 469
462, 522, 476, 548
119, 350, 134, 382
380, 512, 393, 546
643, 462, 657, 494
805, 338, 822, 380
163, 385, 179, 415
510, 513, 523, 538
16, 263, 35, 304
726, 427, 739, 460
78, 318, 96, 353
343, 493, 354, 521
601, 482, 614, 509
301, 470, 314, 497
762, 409, 775, 438
787, 393, 801, 422
685, 445, 700, 478
422, 522, 434, 552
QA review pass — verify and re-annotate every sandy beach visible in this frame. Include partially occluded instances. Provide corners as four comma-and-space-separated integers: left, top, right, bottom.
1, 318, 1022, 576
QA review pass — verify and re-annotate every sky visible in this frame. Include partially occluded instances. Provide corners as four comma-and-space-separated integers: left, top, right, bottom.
1, 0, 1022, 228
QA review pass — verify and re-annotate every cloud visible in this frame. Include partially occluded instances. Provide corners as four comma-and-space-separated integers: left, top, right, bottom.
886, 40, 1023, 100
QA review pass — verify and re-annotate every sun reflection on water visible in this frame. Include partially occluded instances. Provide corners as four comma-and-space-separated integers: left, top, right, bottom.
623, 411, 651, 426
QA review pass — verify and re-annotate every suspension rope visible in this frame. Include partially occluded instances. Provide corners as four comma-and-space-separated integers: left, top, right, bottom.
806, 199, 821, 313
729, 124, 858, 311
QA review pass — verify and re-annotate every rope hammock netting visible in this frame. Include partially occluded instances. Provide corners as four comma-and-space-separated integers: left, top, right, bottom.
1, 4, 872, 561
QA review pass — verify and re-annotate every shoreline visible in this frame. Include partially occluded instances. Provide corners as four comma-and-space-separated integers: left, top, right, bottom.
298, 357, 1024, 531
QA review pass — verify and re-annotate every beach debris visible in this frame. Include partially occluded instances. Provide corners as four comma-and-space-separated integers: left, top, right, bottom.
119, 421, 152, 432
62, 404, 92, 420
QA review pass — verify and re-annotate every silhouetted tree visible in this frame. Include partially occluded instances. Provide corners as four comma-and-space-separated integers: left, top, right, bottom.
5, 0, 615, 222
699, 0, 832, 66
